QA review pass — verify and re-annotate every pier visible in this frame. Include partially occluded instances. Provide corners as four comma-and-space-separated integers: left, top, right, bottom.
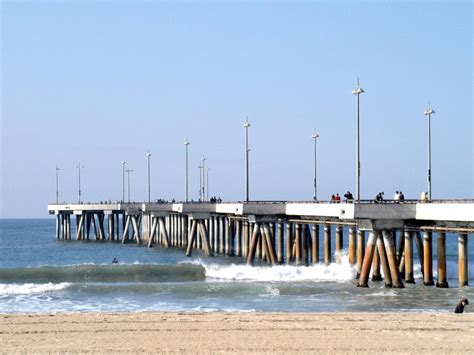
48, 199, 473, 288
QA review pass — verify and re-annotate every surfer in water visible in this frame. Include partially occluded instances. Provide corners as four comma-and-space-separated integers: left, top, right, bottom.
112, 258, 119, 264
454, 298, 469, 313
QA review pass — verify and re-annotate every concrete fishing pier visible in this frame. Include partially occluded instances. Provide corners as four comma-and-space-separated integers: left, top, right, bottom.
48, 199, 473, 288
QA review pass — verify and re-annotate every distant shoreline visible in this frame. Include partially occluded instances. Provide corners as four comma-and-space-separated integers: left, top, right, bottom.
2, 312, 473, 353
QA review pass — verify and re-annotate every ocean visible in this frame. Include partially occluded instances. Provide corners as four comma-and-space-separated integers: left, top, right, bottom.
0, 219, 472, 314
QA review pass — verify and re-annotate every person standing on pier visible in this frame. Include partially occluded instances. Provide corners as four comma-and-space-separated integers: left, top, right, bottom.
374, 192, 384, 203
344, 191, 354, 202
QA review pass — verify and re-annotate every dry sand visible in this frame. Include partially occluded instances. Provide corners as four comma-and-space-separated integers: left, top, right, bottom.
1, 312, 473, 354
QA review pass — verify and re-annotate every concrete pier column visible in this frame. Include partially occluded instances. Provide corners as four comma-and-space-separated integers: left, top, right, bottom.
85, 213, 91, 240
377, 233, 392, 288
263, 224, 277, 266
67, 214, 71, 240
301, 224, 308, 266
213, 217, 218, 253
227, 218, 234, 256
277, 222, 283, 264
208, 217, 214, 252
115, 213, 120, 241
60, 214, 65, 240
372, 248, 382, 281
286, 223, 292, 265
108, 214, 114, 241
219, 217, 224, 254
383, 231, 404, 288
242, 221, 249, 258
396, 229, 405, 266
56, 214, 60, 239
235, 220, 241, 257
357, 230, 365, 277
256, 228, 262, 260
294, 224, 301, 265
247, 223, 260, 265
357, 231, 377, 287
404, 231, 415, 284
323, 225, 331, 266
458, 233, 468, 287
414, 231, 424, 277
311, 224, 319, 265
335, 225, 343, 264
348, 226, 356, 266
436, 232, 448, 288
423, 231, 434, 286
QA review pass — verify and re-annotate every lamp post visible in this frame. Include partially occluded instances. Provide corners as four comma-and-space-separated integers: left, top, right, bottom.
55, 167, 60, 204
424, 103, 435, 200
184, 137, 190, 202
206, 167, 210, 201
201, 156, 206, 202
121, 161, 126, 202
75, 163, 84, 203
352, 78, 364, 202
243, 117, 251, 202
311, 130, 319, 200
145, 151, 151, 203
126, 169, 134, 203
198, 164, 203, 201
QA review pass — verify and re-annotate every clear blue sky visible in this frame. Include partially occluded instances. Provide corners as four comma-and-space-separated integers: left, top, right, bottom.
1, 1, 472, 218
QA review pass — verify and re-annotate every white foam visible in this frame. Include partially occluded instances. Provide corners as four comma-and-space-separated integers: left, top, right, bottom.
0, 283, 71, 295
203, 255, 356, 282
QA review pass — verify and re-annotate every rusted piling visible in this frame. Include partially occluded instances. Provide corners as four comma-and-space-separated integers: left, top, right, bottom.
357, 229, 365, 277
423, 231, 434, 286
382, 231, 404, 288
372, 248, 382, 281
377, 234, 392, 287
324, 224, 331, 265
404, 230, 415, 284
277, 222, 283, 264
357, 231, 377, 287
348, 226, 356, 266
286, 223, 292, 265
294, 224, 301, 265
436, 232, 448, 288
458, 233, 468, 287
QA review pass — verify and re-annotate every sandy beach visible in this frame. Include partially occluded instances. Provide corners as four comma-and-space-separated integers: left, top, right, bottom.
1, 312, 473, 354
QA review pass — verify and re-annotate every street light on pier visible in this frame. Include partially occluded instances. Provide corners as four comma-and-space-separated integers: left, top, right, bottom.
75, 163, 84, 203
352, 78, 365, 202
206, 167, 210, 201
198, 164, 203, 201
243, 116, 251, 202
121, 161, 126, 202
145, 151, 152, 203
126, 169, 134, 203
311, 130, 319, 201
184, 137, 190, 202
201, 156, 206, 202
424, 102, 435, 200
55, 167, 60, 204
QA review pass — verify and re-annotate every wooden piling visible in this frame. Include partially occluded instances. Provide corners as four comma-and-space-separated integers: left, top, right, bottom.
357, 231, 377, 287
436, 232, 448, 288
423, 230, 434, 286
458, 233, 468, 287
404, 230, 415, 284
324, 225, 331, 265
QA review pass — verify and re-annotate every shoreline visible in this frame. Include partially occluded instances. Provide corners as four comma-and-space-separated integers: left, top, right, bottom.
2, 311, 473, 353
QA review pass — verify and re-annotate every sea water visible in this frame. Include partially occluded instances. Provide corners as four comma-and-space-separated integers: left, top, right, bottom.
0, 219, 472, 313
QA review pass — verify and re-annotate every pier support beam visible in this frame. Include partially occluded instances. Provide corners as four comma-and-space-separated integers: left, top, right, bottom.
311, 224, 319, 265
294, 224, 301, 265
458, 233, 468, 287
415, 231, 424, 277
423, 231, 434, 286
404, 230, 415, 284
383, 231, 404, 288
372, 248, 382, 281
335, 225, 343, 264
247, 223, 260, 266
436, 232, 448, 288
348, 226, 356, 266
357, 231, 377, 287
323, 225, 331, 266
286, 223, 292, 264
377, 234, 392, 288
277, 222, 283, 264
357, 229, 365, 277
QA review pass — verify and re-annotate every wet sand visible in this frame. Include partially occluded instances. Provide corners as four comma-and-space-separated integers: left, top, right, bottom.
1, 312, 473, 353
